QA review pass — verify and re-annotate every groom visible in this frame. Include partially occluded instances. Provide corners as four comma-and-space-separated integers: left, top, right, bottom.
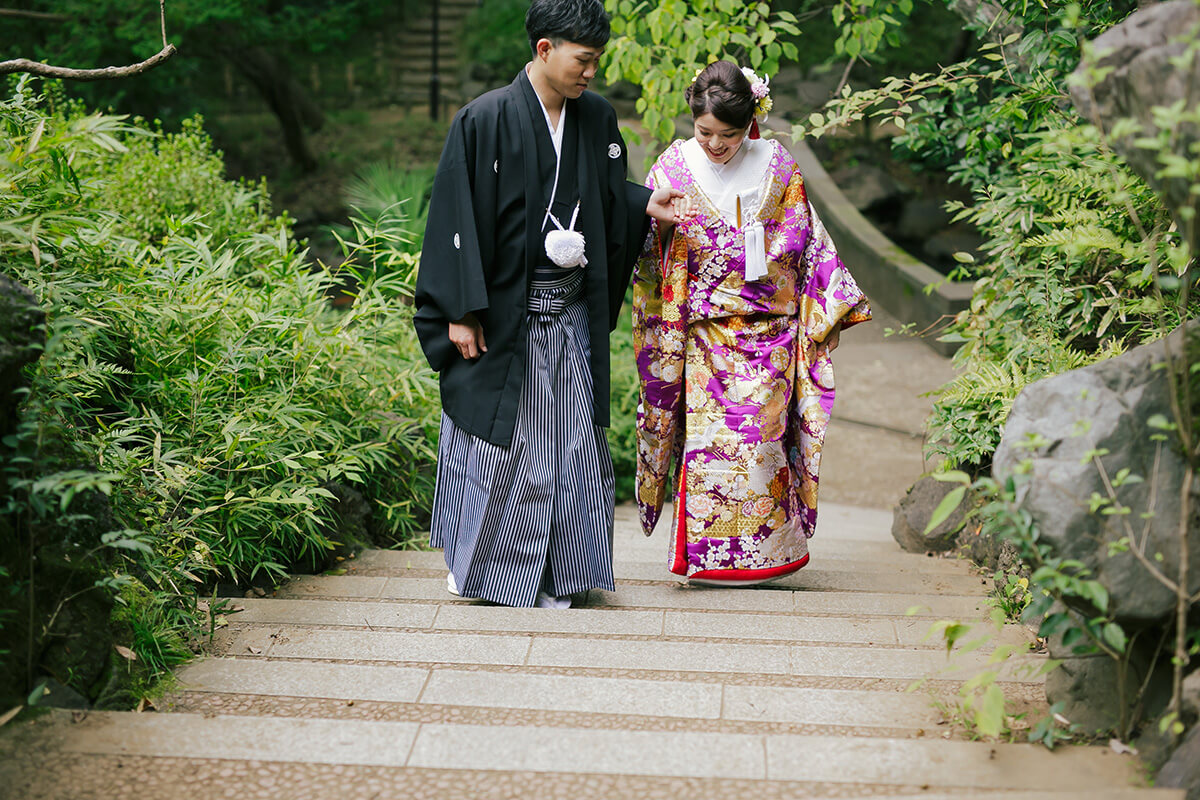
414, 0, 685, 608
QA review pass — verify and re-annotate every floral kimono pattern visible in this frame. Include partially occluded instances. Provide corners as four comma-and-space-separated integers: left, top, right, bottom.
633, 138, 871, 580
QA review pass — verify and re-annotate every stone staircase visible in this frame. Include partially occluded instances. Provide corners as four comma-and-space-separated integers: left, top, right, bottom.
392, 0, 479, 108
0, 503, 1181, 798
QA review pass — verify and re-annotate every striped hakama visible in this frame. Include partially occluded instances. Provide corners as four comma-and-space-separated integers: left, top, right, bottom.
429, 272, 616, 607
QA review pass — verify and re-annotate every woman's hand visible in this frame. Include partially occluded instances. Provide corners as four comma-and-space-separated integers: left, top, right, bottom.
646, 187, 696, 224
817, 322, 842, 357
449, 313, 487, 360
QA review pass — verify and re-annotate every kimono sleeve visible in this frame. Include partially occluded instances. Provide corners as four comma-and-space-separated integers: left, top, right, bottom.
631, 158, 686, 537
604, 109, 652, 330
414, 108, 492, 373
795, 180, 871, 345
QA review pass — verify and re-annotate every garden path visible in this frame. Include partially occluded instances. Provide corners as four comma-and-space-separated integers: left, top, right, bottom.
0, 310, 1182, 799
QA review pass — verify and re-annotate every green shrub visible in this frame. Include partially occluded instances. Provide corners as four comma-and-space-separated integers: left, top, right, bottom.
1, 82, 440, 706
608, 299, 639, 504
101, 116, 284, 249
460, 0, 530, 87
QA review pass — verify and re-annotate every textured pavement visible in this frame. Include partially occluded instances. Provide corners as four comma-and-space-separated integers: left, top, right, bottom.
0, 504, 1178, 799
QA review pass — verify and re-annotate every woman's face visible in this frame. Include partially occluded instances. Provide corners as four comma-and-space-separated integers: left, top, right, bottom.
694, 113, 748, 164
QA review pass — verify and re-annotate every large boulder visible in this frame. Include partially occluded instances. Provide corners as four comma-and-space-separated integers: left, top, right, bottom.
1157, 724, 1200, 800
1070, 0, 1200, 252
891, 475, 968, 553
1045, 605, 1173, 735
993, 322, 1200, 626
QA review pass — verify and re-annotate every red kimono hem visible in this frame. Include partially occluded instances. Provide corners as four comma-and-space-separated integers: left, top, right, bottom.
672, 553, 811, 580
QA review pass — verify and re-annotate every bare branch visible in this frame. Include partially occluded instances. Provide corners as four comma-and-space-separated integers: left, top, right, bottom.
3, 0, 174, 82
0, 44, 177, 82
0, 9, 69, 21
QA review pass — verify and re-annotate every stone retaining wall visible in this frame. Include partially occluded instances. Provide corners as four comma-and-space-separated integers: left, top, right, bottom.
789, 139, 975, 357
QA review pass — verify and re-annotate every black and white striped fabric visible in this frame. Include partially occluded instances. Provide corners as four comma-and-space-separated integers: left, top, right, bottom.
429, 277, 616, 608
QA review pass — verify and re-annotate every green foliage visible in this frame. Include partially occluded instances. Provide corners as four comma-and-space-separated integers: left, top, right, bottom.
608, 296, 640, 504
9, 0, 422, 121
829, 0, 917, 61
991, 571, 1032, 620
604, 0, 801, 146
461, 0, 531, 87
102, 116, 283, 248
926, 336, 1120, 470
796, 1, 1197, 473
1, 83, 439, 705
338, 161, 436, 281
911, 606, 1053, 741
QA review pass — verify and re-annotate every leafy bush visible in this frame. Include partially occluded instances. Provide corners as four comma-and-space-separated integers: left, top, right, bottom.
1, 81, 439, 706
794, 0, 1196, 472
608, 298, 639, 504
460, 0, 529, 87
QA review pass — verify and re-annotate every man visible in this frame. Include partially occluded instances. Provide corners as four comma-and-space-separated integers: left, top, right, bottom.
414, 0, 685, 608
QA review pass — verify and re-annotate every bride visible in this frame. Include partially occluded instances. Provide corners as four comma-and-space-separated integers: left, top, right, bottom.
632, 60, 872, 585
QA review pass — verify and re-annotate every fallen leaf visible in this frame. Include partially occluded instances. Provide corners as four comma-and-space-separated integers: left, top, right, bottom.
1109, 739, 1138, 756
1053, 712, 1071, 726
252, 587, 267, 597
246, 645, 263, 655
229, 605, 245, 613
0, 706, 22, 728
214, 615, 228, 628
197, 600, 210, 613
71, 710, 87, 723
114, 645, 138, 661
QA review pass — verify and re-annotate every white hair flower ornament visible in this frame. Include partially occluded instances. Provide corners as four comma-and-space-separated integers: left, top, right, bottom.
741, 67, 773, 123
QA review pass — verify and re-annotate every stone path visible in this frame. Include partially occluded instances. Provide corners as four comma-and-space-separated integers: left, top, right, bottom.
0, 499, 1181, 799
0, 310, 1180, 798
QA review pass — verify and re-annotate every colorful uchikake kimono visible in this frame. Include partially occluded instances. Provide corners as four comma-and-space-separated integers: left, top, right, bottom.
633, 137, 871, 583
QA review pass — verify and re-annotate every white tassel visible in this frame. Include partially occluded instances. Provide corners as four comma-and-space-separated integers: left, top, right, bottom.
545, 201, 588, 269
745, 221, 768, 281
545, 229, 588, 268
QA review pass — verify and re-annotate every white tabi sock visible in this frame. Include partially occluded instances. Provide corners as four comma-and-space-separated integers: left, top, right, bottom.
446, 571, 460, 596
535, 591, 572, 609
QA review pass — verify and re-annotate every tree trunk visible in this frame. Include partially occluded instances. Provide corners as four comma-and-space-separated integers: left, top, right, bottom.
211, 38, 324, 173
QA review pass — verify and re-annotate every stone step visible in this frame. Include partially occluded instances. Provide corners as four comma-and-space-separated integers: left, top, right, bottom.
49, 710, 1148, 791
222, 597, 1029, 649
176, 658, 943, 729
356, 546, 977, 576
223, 626, 1044, 682
352, 551, 988, 596
275, 574, 990, 618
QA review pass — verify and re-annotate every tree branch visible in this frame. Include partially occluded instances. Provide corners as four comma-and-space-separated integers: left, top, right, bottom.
0, 44, 177, 81
0, 9, 69, 21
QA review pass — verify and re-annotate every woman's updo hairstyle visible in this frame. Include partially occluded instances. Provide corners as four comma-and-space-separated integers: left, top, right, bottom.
685, 61, 755, 130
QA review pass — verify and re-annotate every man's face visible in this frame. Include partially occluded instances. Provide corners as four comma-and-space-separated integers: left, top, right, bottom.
537, 39, 604, 99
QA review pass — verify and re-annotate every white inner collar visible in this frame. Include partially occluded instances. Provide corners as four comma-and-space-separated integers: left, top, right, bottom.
534, 88, 566, 158
683, 137, 772, 224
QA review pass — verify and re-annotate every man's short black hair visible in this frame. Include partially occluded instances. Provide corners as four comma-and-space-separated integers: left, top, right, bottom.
526, 0, 611, 53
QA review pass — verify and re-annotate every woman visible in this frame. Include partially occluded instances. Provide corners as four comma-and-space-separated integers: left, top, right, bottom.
633, 60, 870, 585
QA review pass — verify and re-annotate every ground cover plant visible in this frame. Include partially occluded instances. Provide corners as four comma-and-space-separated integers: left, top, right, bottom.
0, 79, 439, 710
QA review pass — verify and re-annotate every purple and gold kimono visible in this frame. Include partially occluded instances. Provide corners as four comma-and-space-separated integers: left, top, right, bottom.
633, 138, 870, 581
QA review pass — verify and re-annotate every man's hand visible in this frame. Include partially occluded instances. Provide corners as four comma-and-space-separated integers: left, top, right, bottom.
646, 186, 696, 224
449, 313, 487, 360
817, 321, 842, 357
